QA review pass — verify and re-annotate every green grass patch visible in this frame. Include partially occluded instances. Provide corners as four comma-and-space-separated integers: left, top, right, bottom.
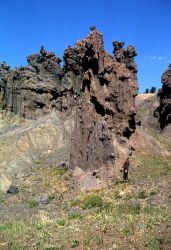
8, 241, 23, 250
29, 200, 39, 208
33, 222, 44, 231
0, 222, 26, 234
0, 202, 170, 250
55, 166, 68, 177
144, 237, 165, 250
150, 129, 171, 151
70, 198, 82, 207
68, 212, 83, 220
33, 159, 41, 165
117, 203, 141, 215
57, 219, 66, 226
133, 154, 170, 180
150, 190, 159, 196
138, 108, 147, 117
71, 239, 80, 248
82, 195, 104, 209
137, 190, 148, 199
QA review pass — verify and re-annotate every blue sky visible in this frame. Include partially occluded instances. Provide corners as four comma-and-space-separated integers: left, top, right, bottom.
0, 0, 171, 93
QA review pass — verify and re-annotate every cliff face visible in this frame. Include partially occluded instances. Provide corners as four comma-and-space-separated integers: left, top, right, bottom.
0, 47, 63, 118
154, 64, 171, 129
0, 27, 138, 182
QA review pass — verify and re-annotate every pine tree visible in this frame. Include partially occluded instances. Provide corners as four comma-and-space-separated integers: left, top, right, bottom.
150, 87, 156, 93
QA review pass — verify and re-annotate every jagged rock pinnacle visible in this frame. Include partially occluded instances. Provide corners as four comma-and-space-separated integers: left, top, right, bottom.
0, 27, 138, 176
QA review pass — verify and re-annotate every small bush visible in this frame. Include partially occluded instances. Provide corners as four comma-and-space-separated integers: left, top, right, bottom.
55, 166, 68, 176
68, 212, 83, 220
34, 159, 41, 165
148, 238, 164, 250
137, 190, 148, 199
57, 219, 66, 226
71, 239, 79, 248
29, 200, 39, 208
150, 190, 158, 196
95, 235, 103, 246
70, 199, 82, 207
118, 203, 141, 215
34, 222, 44, 230
82, 195, 103, 209
130, 204, 141, 214
114, 191, 123, 199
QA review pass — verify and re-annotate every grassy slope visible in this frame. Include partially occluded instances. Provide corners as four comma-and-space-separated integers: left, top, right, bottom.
0, 96, 171, 250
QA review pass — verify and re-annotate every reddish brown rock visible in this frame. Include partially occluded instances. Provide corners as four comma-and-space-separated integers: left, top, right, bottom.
64, 27, 138, 172
0, 48, 63, 118
0, 27, 138, 187
154, 64, 171, 129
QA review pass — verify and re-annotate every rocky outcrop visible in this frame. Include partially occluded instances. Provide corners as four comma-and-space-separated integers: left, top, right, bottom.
135, 94, 159, 129
64, 28, 138, 172
0, 27, 138, 186
0, 48, 63, 118
154, 64, 171, 129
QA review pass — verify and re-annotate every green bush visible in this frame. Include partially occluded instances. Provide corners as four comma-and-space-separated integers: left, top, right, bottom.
137, 190, 148, 199
71, 239, 79, 248
55, 166, 68, 176
29, 200, 39, 208
68, 212, 83, 220
57, 219, 66, 226
82, 195, 103, 209
118, 203, 141, 215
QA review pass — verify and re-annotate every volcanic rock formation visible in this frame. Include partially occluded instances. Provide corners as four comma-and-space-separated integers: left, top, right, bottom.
154, 64, 171, 129
0, 27, 138, 187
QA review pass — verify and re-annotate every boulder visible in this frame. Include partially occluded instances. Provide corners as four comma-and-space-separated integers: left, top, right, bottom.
7, 184, 19, 194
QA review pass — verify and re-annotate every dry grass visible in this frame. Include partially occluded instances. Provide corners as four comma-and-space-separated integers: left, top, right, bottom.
0, 123, 171, 249
0, 167, 171, 250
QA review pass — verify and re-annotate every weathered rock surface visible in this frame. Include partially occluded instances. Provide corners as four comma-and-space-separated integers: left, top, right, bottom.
65, 29, 138, 176
154, 64, 171, 129
135, 93, 159, 129
0, 112, 74, 193
0, 27, 138, 189
0, 48, 63, 119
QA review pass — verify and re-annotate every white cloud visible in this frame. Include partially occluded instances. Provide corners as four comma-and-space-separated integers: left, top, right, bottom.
149, 56, 164, 61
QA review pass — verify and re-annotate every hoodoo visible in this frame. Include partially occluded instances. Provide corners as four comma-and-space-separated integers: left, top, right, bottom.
0, 27, 138, 188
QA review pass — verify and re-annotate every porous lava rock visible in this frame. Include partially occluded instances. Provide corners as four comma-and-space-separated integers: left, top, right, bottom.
154, 64, 171, 129
0, 47, 62, 118
0, 27, 138, 187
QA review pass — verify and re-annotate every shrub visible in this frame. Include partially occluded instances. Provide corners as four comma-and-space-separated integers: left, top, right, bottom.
29, 200, 39, 208
57, 219, 66, 226
82, 195, 103, 209
71, 239, 79, 248
55, 166, 68, 176
137, 190, 148, 199
68, 212, 83, 220
118, 203, 141, 215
